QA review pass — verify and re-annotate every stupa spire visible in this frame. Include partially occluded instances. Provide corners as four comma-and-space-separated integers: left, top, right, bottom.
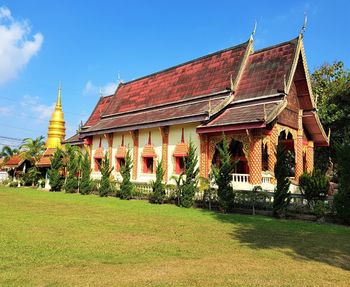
45, 83, 66, 148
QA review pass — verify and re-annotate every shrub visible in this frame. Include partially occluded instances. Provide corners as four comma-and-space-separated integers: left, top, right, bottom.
119, 149, 134, 200
150, 160, 166, 204
212, 135, 238, 212
48, 148, 64, 192
273, 144, 291, 218
333, 137, 350, 224
180, 140, 199, 208
9, 181, 18, 188
98, 153, 113, 197
299, 170, 329, 209
80, 152, 92, 195
64, 145, 80, 193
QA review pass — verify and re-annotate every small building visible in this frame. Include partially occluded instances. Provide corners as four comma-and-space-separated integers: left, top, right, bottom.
2, 155, 31, 181
67, 33, 328, 191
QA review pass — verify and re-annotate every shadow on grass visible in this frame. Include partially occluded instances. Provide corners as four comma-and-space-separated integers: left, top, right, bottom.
204, 210, 350, 271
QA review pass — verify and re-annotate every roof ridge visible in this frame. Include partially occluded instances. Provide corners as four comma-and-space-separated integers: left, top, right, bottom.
253, 37, 299, 55
121, 41, 250, 86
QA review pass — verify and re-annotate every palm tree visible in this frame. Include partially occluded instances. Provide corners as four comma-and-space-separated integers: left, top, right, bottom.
0, 145, 19, 162
20, 136, 46, 165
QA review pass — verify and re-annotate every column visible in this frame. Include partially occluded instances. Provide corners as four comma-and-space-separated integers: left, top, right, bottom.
306, 141, 314, 173
295, 111, 304, 181
131, 130, 139, 180
107, 133, 113, 169
249, 130, 262, 185
199, 134, 209, 178
160, 127, 169, 182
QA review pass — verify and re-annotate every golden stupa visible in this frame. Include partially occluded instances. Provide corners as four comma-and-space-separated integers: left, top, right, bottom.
46, 84, 66, 148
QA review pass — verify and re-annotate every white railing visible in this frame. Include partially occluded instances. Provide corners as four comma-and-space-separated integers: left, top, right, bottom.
231, 173, 251, 190
232, 173, 250, 183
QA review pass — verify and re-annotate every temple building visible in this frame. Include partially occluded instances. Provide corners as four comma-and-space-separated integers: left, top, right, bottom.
37, 85, 66, 168
67, 32, 328, 191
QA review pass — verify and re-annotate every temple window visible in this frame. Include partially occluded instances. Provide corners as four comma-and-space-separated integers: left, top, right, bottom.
175, 156, 186, 174
116, 158, 125, 172
94, 158, 102, 172
143, 157, 154, 173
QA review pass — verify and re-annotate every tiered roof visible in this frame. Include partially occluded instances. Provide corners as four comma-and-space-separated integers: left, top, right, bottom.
68, 35, 328, 147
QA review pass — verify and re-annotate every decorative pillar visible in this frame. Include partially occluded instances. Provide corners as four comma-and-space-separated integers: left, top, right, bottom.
306, 141, 314, 173
268, 125, 278, 173
106, 133, 113, 169
160, 127, 169, 182
249, 130, 262, 185
199, 134, 209, 178
131, 130, 139, 180
295, 111, 304, 181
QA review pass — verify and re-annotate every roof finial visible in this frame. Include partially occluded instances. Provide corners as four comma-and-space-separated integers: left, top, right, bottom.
57, 81, 62, 108
300, 14, 307, 36
99, 87, 103, 98
250, 20, 257, 41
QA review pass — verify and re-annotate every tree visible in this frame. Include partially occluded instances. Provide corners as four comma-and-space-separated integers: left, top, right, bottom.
299, 170, 329, 210
180, 140, 199, 208
0, 145, 19, 162
150, 159, 166, 204
20, 136, 46, 165
48, 148, 64, 192
99, 153, 113, 197
26, 167, 42, 187
212, 136, 238, 212
273, 144, 291, 218
80, 151, 92, 195
64, 145, 81, 193
119, 149, 133, 200
311, 61, 350, 172
333, 136, 350, 224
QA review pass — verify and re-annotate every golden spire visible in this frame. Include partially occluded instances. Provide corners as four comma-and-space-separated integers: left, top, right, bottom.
45, 83, 66, 148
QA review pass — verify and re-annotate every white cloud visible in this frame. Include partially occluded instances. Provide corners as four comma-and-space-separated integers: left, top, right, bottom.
83, 80, 118, 96
0, 6, 43, 85
21, 95, 55, 121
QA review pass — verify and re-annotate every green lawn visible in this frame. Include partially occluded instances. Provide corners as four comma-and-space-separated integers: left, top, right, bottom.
0, 187, 349, 286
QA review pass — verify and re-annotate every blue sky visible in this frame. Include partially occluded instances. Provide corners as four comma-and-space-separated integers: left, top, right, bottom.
0, 0, 349, 148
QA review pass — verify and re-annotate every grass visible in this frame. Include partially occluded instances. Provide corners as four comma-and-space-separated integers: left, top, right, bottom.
0, 187, 349, 287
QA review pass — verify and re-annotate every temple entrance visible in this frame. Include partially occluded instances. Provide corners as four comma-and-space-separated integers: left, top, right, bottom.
212, 139, 249, 174
277, 131, 295, 177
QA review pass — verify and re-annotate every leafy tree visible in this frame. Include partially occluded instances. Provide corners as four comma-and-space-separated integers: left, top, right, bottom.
150, 159, 166, 204
48, 148, 64, 192
299, 170, 329, 209
119, 149, 133, 200
64, 145, 81, 193
20, 136, 46, 165
170, 174, 183, 206
273, 144, 291, 218
99, 153, 113, 197
311, 61, 350, 172
0, 145, 19, 162
180, 140, 199, 208
333, 136, 350, 224
26, 167, 42, 187
212, 136, 238, 212
80, 151, 92, 195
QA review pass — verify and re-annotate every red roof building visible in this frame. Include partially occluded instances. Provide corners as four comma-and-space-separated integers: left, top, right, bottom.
67, 33, 328, 190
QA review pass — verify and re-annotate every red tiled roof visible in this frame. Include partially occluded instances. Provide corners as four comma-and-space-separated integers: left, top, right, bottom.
205, 101, 284, 127
234, 38, 298, 101
82, 97, 226, 135
36, 148, 57, 167
102, 42, 248, 117
63, 133, 83, 144
3, 155, 23, 167
84, 95, 114, 127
